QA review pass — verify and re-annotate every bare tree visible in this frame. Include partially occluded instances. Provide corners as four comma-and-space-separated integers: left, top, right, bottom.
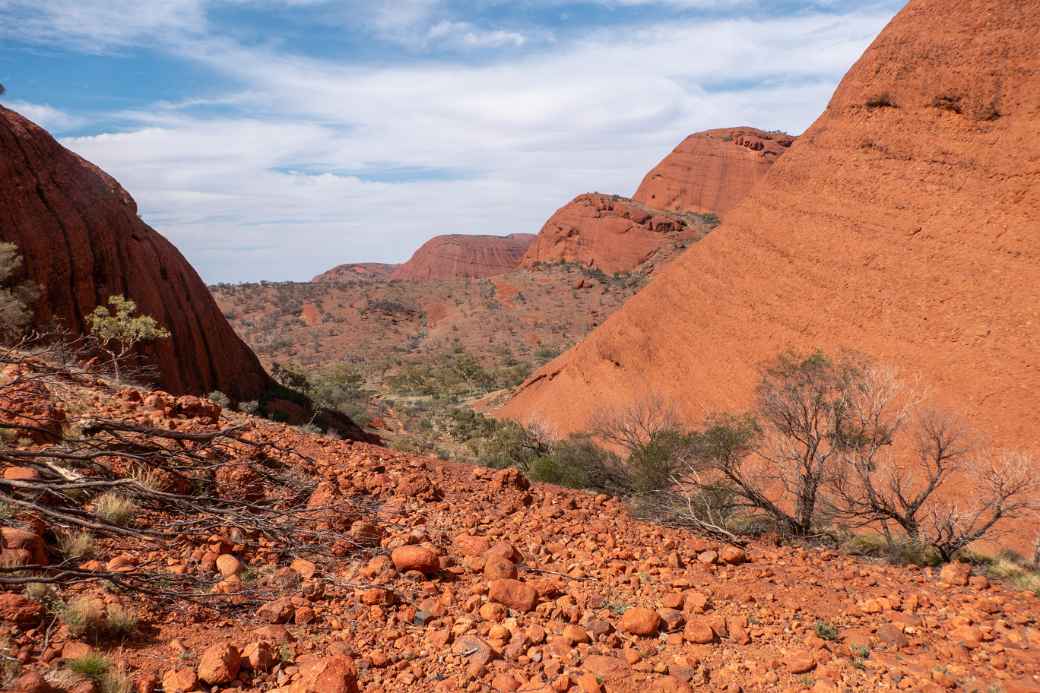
746, 351, 903, 535
921, 451, 1039, 561
593, 394, 679, 453
830, 409, 967, 541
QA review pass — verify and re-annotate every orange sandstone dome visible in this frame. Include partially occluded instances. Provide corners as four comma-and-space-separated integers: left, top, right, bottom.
389, 233, 535, 281
500, 0, 1040, 457
0, 105, 273, 402
633, 127, 794, 216
519, 194, 711, 275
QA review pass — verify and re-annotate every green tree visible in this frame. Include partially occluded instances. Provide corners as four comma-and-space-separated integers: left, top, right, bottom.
87, 295, 170, 382
0, 242, 36, 343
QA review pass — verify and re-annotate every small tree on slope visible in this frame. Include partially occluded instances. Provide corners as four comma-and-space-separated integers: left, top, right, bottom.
87, 295, 170, 383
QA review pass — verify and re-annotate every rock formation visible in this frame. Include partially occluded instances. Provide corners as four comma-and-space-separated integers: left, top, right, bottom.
0, 106, 375, 441
501, 0, 1040, 458
312, 263, 398, 283
0, 106, 275, 402
519, 194, 713, 275
633, 127, 793, 216
390, 234, 535, 281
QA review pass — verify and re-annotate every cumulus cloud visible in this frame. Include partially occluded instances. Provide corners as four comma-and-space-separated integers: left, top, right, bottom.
0, 0, 206, 51
0, 0, 902, 282
3, 101, 86, 132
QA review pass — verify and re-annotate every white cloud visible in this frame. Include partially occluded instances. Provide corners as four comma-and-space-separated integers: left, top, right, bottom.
36, 4, 898, 283
0, 0, 206, 51
427, 21, 528, 49
3, 101, 86, 132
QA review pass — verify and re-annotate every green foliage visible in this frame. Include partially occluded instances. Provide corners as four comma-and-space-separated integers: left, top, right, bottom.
272, 361, 375, 425
87, 295, 170, 351
208, 391, 231, 409
527, 437, 629, 494
626, 429, 690, 494
0, 242, 37, 343
86, 295, 170, 381
387, 347, 499, 398
841, 533, 941, 567
68, 653, 110, 680
475, 419, 551, 470
814, 621, 839, 641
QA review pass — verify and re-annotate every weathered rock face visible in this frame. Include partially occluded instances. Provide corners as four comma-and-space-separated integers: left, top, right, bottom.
633, 127, 793, 216
311, 263, 398, 284
501, 0, 1040, 458
0, 105, 272, 402
518, 194, 711, 275
390, 234, 535, 281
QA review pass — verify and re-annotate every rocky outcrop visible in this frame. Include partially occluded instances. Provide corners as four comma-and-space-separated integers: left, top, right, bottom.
311, 263, 398, 284
501, 0, 1040, 458
0, 106, 275, 402
518, 194, 713, 275
633, 127, 793, 216
390, 234, 535, 281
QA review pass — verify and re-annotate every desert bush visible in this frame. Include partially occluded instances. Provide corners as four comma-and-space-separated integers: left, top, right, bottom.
865, 93, 897, 109
68, 653, 110, 681
0, 242, 37, 343
239, 400, 260, 415
57, 531, 96, 560
62, 598, 138, 641
92, 493, 137, 527
677, 350, 1039, 558
208, 390, 231, 408
476, 420, 552, 471
527, 437, 629, 494
626, 429, 691, 495
87, 295, 170, 382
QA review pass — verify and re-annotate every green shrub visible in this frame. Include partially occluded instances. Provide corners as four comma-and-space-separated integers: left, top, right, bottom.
815, 621, 839, 641
208, 391, 231, 408
68, 653, 110, 681
626, 429, 689, 494
0, 242, 37, 343
527, 437, 628, 494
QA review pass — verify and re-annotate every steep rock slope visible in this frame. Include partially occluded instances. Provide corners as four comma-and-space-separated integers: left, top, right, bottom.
501, 0, 1040, 456
312, 262, 399, 283
633, 127, 793, 216
0, 106, 273, 401
519, 194, 715, 275
390, 233, 535, 281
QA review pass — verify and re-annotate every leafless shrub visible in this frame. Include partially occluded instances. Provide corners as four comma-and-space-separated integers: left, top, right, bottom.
678, 350, 1039, 559
592, 394, 679, 453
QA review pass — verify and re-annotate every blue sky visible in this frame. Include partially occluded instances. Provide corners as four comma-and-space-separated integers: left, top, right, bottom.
0, 0, 905, 282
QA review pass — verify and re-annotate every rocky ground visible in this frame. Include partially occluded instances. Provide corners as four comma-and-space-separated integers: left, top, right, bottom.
2, 363, 1039, 693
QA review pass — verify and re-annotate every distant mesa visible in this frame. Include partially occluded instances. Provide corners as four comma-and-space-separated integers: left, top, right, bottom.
316, 233, 536, 283
633, 127, 794, 216
500, 0, 1040, 461
312, 262, 399, 283
390, 233, 536, 281
519, 193, 714, 275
